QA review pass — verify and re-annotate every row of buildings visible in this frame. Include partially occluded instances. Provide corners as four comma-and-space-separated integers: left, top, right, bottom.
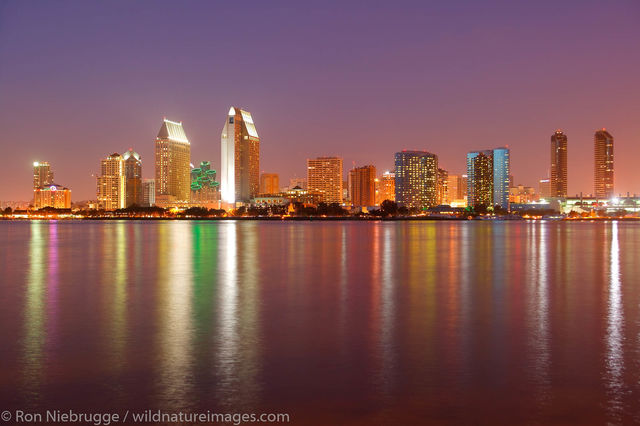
32, 161, 71, 209
30, 107, 617, 212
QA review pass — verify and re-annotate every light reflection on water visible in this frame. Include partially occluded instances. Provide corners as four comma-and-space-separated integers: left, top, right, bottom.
1, 220, 640, 423
606, 221, 624, 420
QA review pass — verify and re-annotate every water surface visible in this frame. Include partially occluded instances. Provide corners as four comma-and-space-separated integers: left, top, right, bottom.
1, 220, 640, 424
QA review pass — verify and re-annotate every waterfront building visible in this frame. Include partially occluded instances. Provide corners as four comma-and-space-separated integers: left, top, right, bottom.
376, 171, 395, 204
155, 118, 191, 207
538, 179, 551, 199
142, 179, 155, 207
34, 183, 71, 209
466, 147, 510, 209
190, 161, 220, 208
446, 174, 467, 206
468, 151, 493, 207
348, 165, 376, 207
509, 184, 538, 204
394, 150, 438, 209
123, 149, 143, 207
283, 186, 323, 205
97, 153, 126, 210
436, 168, 448, 205
493, 148, 510, 209
560, 196, 640, 214
33, 161, 54, 189
220, 107, 260, 204
260, 173, 280, 195
594, 129, 614, 199
550, 130, 568, 197
307, 157, 343, 204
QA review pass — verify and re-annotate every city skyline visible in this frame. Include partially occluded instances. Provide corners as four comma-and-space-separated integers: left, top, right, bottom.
22, 120, 635, 209
1, 1, 639, 201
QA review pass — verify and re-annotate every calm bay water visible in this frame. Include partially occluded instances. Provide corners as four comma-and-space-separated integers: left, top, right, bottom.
1, 220, 640, 424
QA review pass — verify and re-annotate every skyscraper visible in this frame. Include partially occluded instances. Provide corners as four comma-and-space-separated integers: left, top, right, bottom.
155, 118, 191, 207
466, 148, 510, 209
259, 173, 280, 195
394, 151, 438, 209
348, 165, 376, 207
142, 179, 155, 207
220, 107, 260, 204
123, 148, 142, 207
550, 130, 568, 198
467, 151, 493, 207
492, 147, 510, 209
446, 174, 467, 206
33, 161, 54, 189
307, 157, 343, 204
97, 153, 126, 210
376, 171, 395, 204
594, 129, 614, 199
436, 168, 448, 205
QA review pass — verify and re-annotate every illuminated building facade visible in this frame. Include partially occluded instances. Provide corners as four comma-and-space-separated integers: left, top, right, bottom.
446, 174, 467, 206
594, 129, 614, 199
467, 151, 493, 207
492, 148, 510, 209
259, 173, 279, 195
509, 184, 537, 204
142, 179, 155, 207
123, 149, 142, 207
348, 165, 376, 206
220, 107, 260, 204
34, 184, 71, 209
190, 161, 220, 208
436, 168, 448, 205
97, 153, 126, 210
33, 161, 54, 189
376, 171, 395, 204
550, 130, 568, 197
283, 186, 323, 205
155, 119, 191, 206
307, 157, 343, 203
466, 147, 510, 209
539, 179, 551, 199
394, 151, 438, 209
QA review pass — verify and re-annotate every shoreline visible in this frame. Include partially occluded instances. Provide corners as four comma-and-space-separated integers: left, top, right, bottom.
1, 216, 638, 222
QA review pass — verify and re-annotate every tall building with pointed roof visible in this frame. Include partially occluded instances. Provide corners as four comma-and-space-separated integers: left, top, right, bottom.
123, 148, 142, 207
155, 118, 191, 206
220, 107, 260, 204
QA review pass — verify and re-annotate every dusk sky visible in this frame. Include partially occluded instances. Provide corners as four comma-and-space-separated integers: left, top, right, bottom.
0, 0, 639, 201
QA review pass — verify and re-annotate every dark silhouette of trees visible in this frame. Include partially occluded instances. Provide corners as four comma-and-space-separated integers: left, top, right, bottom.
380, 200, 398, 216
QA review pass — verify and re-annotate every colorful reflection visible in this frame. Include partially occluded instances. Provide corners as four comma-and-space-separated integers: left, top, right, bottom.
605, 221, 624, 419
156, 221, 194, 410
3, 221, 640, 423
23, 221, 46, 395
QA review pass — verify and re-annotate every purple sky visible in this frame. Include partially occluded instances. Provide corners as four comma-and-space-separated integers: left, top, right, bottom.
0, 0, 639, 200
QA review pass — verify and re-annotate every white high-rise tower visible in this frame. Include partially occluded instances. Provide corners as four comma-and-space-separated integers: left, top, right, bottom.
220, 107, 260, 204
